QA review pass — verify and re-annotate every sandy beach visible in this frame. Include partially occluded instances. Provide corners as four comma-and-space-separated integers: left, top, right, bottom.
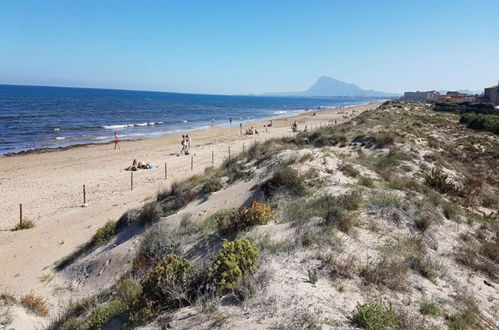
0, 103, 378, 305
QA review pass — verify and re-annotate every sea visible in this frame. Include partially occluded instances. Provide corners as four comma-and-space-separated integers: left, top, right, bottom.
0, 85, 380, 155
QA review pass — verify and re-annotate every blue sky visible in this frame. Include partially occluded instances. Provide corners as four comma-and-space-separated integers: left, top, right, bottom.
1, 1, 498, 94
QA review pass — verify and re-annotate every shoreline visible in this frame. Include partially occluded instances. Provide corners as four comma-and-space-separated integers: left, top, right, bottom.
1, 101, 377, 158
0, 102, 380, 313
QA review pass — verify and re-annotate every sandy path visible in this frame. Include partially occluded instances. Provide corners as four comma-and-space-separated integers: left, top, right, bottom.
0, 103, 378, 305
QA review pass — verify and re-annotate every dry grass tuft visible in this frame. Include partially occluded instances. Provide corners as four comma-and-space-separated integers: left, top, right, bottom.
21, 293, 49, 317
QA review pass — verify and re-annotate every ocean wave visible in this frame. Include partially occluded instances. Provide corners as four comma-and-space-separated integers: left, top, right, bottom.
135, 123, 148, 127
102, 124, 129, 129
53, 128, 60, 131
55, 137, 66, 140
273, 110, 287, 115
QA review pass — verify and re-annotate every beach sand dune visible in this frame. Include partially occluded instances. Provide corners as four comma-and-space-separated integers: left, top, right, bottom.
0, 103, 378, 313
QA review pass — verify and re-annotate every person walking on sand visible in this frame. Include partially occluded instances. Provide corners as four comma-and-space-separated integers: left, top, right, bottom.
114, 132, 120, 150
180, 135, 186, 155
239, 123, 243, 135
185, 134, 191, 154
230, 117, 233, 125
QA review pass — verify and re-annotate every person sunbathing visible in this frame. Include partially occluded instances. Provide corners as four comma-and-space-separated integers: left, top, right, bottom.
125, 159, 138, 171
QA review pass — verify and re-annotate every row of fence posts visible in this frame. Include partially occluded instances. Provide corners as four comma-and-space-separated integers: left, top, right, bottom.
18, 121, 332, 220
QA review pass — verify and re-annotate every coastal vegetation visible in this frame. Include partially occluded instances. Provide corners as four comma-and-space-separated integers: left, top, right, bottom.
44, 100, 498, 329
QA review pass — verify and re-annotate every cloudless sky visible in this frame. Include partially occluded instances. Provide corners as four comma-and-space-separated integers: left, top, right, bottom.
1, 0, 498, 94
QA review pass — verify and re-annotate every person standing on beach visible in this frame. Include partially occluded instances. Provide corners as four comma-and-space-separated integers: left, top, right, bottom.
230, 117, 233, 125
114, 132, 120, 150
185, 134, 191, 154
239, 123, 243, 135
180, 135, 186, 155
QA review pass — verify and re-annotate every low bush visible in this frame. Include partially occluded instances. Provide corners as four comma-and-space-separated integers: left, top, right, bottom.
91, 220, 117, 246
217, 201, 275, 235
324, 207, 357, 234
415, 217, 432, 232
290, 128, 348, 147
337, 190, 362, 210
208, 238, 259, 292
139, 222, 183, 261
140, 254, 194, 312
424, 167, 457, 195
139, 202, 162, 224
442, 202, 460, 220
360, 253, 409, 291
157, 181, 198, 214
13, 219, 36, 231
370, 192, 402, 209
351, 301, 398, 330
447, 297, 480, 330
459, 113, 499, 135
20, 293, 49, 317
359, 176, 375, 188
338, 163, 360, 178
419, 301, 440, 316
260, 166, 307, 199
298, 153, 315, 163
201, 178, 223, 195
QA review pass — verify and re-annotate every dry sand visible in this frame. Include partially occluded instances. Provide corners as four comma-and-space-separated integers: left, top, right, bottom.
0, 103, 378, 308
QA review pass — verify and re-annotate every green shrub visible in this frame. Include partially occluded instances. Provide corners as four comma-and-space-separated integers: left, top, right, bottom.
91, 220, 117, 246
260, 166, 307, 199
139, 222, 183, 261
459, 113, 499, 135
419, 301, 440, 316
140, 254, 193, 310
217, 201, 275, 235
208, 238, 259, 292
351, 301, 398, 330
84, 299, 124, 329
359, 176, 374, 188
338, 190, 362, 210
201, 178, 223, 195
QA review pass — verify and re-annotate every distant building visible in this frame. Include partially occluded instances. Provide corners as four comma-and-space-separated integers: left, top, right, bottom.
403, 90, 440, 101
439, 91, 476, 103
484, 85, 499, 105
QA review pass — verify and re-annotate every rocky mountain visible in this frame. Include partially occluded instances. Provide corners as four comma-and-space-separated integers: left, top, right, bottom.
265, 76, 399, 97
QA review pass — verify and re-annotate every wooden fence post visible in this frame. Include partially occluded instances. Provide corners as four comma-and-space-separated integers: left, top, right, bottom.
19, 204, 23, 227
165, 163, 167, 179
212, 150, 214, 164
131, 172, 134, 191
83, 185, 86, 204
191, 155, 194, 171
228, 146, 231, 159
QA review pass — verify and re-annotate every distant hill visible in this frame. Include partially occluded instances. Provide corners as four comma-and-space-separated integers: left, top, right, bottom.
264, 76, 399, 97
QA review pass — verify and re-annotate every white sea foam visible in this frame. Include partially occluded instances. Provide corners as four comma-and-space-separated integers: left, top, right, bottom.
182, 120, 188, 123
55, 137, 66, 140
273, 110, 287, 115
53, 128, 60, 131
135, 123, 148, 127
102, 124, 128, 129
